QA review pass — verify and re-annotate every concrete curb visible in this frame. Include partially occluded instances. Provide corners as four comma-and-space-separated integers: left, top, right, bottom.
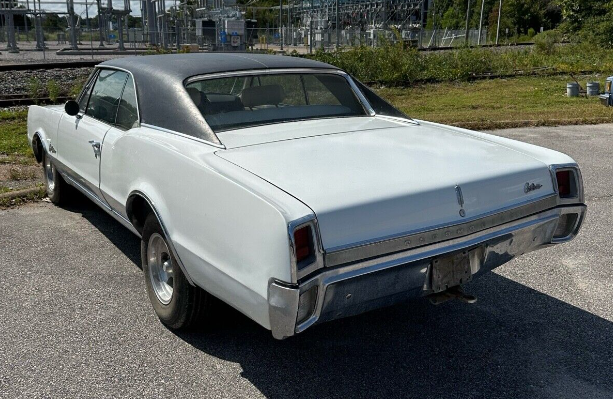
0, 186, 45, 201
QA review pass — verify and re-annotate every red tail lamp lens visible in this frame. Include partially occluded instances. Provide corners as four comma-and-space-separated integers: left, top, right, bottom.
294, 226, 312, 264
556, 170, 571, 197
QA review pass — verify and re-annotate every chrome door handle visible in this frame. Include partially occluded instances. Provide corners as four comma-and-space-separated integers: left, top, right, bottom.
88, 140, 101, 159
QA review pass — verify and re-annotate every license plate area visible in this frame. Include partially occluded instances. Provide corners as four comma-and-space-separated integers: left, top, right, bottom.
431, 249, 473, 293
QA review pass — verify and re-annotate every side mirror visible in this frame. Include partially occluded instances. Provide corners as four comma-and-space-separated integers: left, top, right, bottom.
64, 100, 80, 116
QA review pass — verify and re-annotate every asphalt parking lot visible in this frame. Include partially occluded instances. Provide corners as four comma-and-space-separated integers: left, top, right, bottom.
1, 124, 612, 398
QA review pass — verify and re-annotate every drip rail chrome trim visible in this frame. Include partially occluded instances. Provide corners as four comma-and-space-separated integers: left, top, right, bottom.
141, 123, 227, 149
324, 194, 560, 268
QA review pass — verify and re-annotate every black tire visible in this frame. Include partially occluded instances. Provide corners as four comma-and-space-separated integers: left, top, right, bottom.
41, 151, 69, 205
141, 213, 210, 329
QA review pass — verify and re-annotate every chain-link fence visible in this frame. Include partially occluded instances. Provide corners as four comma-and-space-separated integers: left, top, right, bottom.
0, 23, 493, 61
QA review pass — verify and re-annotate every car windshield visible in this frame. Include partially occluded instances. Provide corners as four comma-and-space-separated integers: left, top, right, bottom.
185, 72, 367, 132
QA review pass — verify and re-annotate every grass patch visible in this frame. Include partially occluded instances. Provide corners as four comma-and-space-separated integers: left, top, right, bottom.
0, 109, 28, 122
0, 119, 32, 158
378, 75, 613, 130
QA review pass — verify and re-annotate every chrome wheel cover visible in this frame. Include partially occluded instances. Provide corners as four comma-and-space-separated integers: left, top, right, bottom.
147, 233, 174, 305
44, 155, 55, 194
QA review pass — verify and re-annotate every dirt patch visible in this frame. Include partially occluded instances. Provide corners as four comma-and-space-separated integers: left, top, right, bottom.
0, 157, 43, 192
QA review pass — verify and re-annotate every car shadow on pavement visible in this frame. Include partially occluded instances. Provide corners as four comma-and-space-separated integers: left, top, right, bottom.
60, 194, 613, 398
175, 273, 613, 399
61, 193, 142, 268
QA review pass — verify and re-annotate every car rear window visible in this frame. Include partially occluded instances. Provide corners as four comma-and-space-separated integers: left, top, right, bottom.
185, 73, 367, 132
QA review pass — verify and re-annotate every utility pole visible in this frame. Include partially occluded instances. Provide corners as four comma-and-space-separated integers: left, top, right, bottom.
477, 0, 484, 45
495, 0, 502, 45
464, 0, 471, 46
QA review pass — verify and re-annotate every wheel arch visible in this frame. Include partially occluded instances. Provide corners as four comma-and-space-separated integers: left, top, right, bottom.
31, 131, 46, 163
126, 190, 196, 286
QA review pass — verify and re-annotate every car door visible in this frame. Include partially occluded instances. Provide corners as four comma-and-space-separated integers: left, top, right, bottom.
57, 68, 129, 200
99, 73, 140, 218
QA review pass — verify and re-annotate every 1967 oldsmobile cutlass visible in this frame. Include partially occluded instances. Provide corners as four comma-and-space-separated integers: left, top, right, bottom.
27, 54, 586, 339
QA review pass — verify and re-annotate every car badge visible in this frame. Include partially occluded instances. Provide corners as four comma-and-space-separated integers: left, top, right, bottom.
524, 182, 543, 193
455, 185, 466, 217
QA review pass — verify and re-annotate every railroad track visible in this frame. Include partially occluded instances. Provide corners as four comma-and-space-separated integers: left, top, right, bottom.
0, 94, 71, 107
0, 60, 100, 72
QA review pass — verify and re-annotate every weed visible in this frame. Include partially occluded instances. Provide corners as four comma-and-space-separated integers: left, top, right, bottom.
47, 80, 61, 103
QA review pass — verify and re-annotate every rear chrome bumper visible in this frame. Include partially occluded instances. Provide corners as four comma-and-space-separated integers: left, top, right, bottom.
268, 204, 586, 339
600, 94, 611, 106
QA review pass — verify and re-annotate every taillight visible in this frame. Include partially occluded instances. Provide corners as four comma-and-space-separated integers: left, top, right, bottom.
556, 170, 571, 197
294, 225, 313, 264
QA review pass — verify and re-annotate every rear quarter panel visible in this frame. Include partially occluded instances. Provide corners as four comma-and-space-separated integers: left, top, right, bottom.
27, 105, 64, 159
100, 127, 313, 329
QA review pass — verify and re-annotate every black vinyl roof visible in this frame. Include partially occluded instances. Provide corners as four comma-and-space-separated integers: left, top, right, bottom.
99, 54, 339, 144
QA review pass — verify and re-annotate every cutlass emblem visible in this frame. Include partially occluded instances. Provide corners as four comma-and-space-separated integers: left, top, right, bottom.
524, 182, 543, 193
455, 185, 466, 217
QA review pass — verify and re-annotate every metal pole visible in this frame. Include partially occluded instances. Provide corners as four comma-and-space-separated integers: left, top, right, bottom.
309, 0, 312, 54
117, 13, 125, 50
25, 0, 30, 41
67, 0, 78, 49
288, 0, 291, 47
464, 0, 471, 46
279, 0, 283, 50
477, 0, 484, 45
146, 0, 156, 45
7, 11, 18, 52
335, 0, 338, 48
96, 0, 104, 46
495, 0, 502, 45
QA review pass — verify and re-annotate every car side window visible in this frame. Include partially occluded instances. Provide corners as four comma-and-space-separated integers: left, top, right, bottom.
77, 70, 99, 113
115, 75, 139, 130
86, 69, 128, 125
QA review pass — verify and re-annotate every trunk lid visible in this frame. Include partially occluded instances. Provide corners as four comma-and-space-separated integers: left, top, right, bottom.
216, 122, 554, 251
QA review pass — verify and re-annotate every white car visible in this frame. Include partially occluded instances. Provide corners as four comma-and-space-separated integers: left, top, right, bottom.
27, 54, 586, 339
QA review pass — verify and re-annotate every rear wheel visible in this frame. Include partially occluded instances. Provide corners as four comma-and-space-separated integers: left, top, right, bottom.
141, 213, 210, 329
42, 151, 68, 204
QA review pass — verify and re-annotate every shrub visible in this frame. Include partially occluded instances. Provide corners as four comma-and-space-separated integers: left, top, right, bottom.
534, 30, 561, 55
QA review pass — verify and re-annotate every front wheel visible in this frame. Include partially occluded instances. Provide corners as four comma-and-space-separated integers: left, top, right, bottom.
141, 213, 210, 329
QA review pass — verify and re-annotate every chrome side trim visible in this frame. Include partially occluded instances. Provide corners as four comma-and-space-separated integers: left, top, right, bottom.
325, 194, 559, 267
126, 190, 195, 286
141, 123, 226, 149
185, 68, 344, 83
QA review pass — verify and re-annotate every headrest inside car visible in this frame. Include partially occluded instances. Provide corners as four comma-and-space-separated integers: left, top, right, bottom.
186, 87, 203, 107
241, 85, 285, 108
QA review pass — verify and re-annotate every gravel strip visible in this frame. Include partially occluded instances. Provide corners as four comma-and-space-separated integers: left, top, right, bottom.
0, 67, 93, 96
